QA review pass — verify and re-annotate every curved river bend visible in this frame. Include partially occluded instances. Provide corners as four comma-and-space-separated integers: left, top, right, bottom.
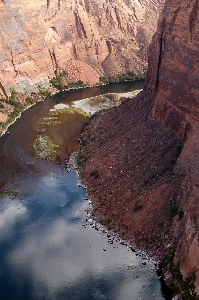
0, 82, 173, 300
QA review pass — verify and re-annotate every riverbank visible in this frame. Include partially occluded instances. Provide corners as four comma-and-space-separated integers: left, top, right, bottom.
78, 89, 197, 299
0, 79, 144, 138
0, 92, 43, 138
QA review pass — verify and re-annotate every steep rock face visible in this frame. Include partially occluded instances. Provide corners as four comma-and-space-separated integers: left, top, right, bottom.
79, 0, 199, 297
0, 0, 163, 96
146, 0, 199, 142
145, 0, 199, 295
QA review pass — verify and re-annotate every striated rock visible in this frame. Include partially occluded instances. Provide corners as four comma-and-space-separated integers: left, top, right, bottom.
0, 0, 163, 96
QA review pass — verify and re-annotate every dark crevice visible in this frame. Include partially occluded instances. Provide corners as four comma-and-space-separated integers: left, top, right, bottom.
106, 40, 112, 53
49, 49, 58, 70
0, 81, 7, 98
132, 6, 138, 21
155, 32, 164, 94
10, 51, 18, 78
189, 0, 199, 40
58, 0, 61, 9
182, 122, 189, 143
153, 14, 167, 96
114, 7, 123, 32
73, 44, 78, 59
51, 49, 58, 70
74, 12, 87, 39
50, 26, 58, 35
49, 49, 54, 69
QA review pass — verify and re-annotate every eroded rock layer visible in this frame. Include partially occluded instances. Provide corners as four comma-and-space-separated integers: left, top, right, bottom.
0, 0, 162, 96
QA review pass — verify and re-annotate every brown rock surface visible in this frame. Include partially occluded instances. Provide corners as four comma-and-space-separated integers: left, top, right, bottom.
0, 0, 163, 96
0, 112, 8, 123
80, 91, 182, 250
80, 0, 199, 297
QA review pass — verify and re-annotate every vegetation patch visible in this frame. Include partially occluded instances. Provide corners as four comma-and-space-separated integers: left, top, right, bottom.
88, 94, 119, 107
26, 96, 37, 105
50, 69, 145, 92
49, 70, 67, 91
35, 115, 60, 132
38, 86, 52, 99
99, 72, 146, 85
66, 80, 86, 89
33, 104, 90, 160
0, 87, 40, 135
50, 70, 86, 91
34, 134, 59, 160
67, 107, 90, 117
0, 189, 19, 199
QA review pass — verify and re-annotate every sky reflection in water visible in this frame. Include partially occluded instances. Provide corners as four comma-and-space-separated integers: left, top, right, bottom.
0, 170, 166, 300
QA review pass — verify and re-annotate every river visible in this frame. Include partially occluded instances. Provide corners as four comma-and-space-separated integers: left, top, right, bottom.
0, 82, 173, 300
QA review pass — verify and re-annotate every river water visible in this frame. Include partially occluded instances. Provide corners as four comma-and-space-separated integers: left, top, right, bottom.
0, 82, 173, 300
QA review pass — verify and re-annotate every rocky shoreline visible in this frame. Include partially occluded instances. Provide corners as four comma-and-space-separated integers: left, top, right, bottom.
78, 89, 181, 255
77, 89, 197, 299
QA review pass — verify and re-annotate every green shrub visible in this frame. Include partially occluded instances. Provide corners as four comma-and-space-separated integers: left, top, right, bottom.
99, 71, 145, 84
50, 70, 68, 91
26, 96, 36, 105
38, 86, 51, 98
10, 86, 18, 99
34, 134, 59, 160
7, 98, 23, 109
50, 74, 65, 91
67, 80, 86, 89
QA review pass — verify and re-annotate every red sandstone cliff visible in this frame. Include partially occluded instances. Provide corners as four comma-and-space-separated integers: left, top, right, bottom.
79, 0, 199, 298
146, 1, 199, 295
0, 0, 162, 96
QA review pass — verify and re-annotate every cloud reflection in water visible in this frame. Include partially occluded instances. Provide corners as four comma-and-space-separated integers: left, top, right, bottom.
0, 171, 164, 300
0, 200, 28, 242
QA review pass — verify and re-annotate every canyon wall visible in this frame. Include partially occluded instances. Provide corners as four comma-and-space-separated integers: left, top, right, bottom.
0, 0, 163, 97
146, 0, 199, 142
79, 0, 199, 297
145, 0, 199, 295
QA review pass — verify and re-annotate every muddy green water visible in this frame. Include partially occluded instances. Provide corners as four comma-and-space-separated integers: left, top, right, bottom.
0, 82, 173, 300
